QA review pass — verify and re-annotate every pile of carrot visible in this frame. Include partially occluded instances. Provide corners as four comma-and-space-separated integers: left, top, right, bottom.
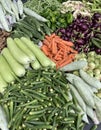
41, 33, 78, 69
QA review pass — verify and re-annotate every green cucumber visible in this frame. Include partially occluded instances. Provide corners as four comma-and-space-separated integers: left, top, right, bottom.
7, 37, 31, 65
15, 24, 33, 38
0, 55, 15, 83
18, 21, 36, 31
42, 23, 51, 35
21, 37, 52, 67
2, 48, 26, 77
32, 30, 44, 40
24, 16, 42, 31
0, 75, 7, 93
14, 38, 36, 62
92, 38, 101, 48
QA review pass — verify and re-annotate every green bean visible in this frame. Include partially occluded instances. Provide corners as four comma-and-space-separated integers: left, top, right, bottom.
19, 100, 38, 107
30, 90, 48, 99
79, 123, 85, 130
52, 78, 68, 88
69, 126, 76, 130
55, 95, 65, 105
3, 104, 10, 122
76, 113, 83, 130
9, 101, 14, 120
25, 113, 44, 121
29, 109, 46, 115
90, 125, 98, 130
59, 87, 69, 102
52, 115, 57, 130
48, 108, 58, 121
8, 109, 22, 128
62, 120, 74, 124
25, 122, 53, 129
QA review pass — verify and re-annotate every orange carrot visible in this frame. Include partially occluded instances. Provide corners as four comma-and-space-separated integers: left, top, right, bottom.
57, 58, 72, 69
41, 45, 50, 56
43, 39, 50, 46
51, 38, 58, 55
41, 33, 78, 69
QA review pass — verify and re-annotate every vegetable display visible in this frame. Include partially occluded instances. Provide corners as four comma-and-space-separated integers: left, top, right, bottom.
61, 1, 91, 18
82, 0, 101, 13
40, 8, 73, 31
56, 13, 101, 54
0, 37, 56, 92
24, 0, 62, 14
11, 16, 51, 43
0, 0, 48, 32
65, 71, 101, 124
24, 0, 73, 32
41, 33, 78, 68
0, 68, 84, 130
75, 51, 101, 81
0, 0, 101, 130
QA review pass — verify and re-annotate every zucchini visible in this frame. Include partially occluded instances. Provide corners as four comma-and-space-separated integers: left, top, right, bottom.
0, 55, 15, 83
69, 84, 86, 112
86, 105, 99, 125
0, 0, 13, 15
7, 37, 31, 65
79, 69, 101, 89
2, 48, 26, 77
77, 105, 89, 124
17, 0, 23, 16
10, 1, 19, 21
31, 60, 41, 70
21, 37, 53, 67
60, 60, 88, 71
0, 4, 11, 32
0, 105, 9, 130
14, 38, 36, 62
66, 74, 95, 108
24, 16, 42, 31
0, 75, 7, 93
94, 95, 101, 122
73, 79, 95, 108
23, 7, 48, 22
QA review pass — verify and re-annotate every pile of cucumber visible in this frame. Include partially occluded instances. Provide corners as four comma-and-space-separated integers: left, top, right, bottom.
91, 36, 101, 49
11, 16, 52, 43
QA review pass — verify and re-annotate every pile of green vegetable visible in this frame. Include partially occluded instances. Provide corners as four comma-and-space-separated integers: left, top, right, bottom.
24, 0, 73, 32
0, 0, 101, 130
0, 68, 84, 130
11, 16, 51, 43
41, 8, 73, 31
0, 37, 55, 92
0, 0, 48, 32
75, 52, 101, 81
82, 0, 101, 13
24, 0, 62, 14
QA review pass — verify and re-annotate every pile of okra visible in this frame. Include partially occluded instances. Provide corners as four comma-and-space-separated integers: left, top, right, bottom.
0, 68, 85, 130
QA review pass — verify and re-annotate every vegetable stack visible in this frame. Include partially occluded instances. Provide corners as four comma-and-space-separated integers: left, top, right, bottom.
41, 33, 78, 68
0, 37, 56, 93
0, 68, 84, 130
